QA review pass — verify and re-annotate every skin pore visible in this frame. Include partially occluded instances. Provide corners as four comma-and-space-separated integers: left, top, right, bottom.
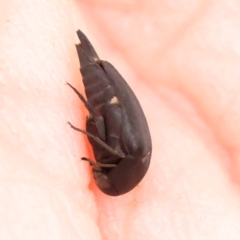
1, 0, 240, 239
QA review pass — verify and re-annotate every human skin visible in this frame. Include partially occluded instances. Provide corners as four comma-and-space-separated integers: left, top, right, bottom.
1, 0, 240, 239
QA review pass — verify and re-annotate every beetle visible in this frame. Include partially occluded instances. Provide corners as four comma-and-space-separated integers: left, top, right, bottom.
67, 29, 152, 196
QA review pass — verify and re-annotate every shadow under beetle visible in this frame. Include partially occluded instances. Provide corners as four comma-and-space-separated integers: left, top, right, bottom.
67, 30, 152, 196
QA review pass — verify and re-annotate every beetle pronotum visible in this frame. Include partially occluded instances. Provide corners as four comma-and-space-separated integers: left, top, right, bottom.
68, 30, 152, 196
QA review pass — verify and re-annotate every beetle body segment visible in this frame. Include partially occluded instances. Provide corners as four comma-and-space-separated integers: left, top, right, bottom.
69, 30, 152, 196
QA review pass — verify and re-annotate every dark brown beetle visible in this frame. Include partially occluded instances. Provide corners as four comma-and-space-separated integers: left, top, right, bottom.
67, 30, 152, 196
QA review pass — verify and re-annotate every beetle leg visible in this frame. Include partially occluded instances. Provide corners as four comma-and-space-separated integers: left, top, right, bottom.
81, 157, 116, 171
66, 82, 97, 118
67, 82, 106, 140
92, 116, 106, 141
68, 122, 125, 158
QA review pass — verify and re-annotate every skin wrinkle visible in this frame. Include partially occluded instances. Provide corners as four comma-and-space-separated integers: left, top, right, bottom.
159, 87, 232, 172
163, 89, 231, 164
137, 1, 211, 64
87, 0, 212, 75
178, 85, 238, 186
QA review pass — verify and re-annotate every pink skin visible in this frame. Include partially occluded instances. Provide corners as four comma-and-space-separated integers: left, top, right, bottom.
1, 0, 240, 239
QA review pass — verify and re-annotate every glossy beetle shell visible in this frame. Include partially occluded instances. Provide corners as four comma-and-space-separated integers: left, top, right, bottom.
69, 30, 152, 196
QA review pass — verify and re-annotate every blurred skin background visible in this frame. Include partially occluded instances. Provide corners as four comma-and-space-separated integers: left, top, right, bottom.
1, 0, 240, 239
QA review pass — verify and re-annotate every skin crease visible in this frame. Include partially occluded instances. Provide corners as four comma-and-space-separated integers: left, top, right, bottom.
1, 0, 240, 239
